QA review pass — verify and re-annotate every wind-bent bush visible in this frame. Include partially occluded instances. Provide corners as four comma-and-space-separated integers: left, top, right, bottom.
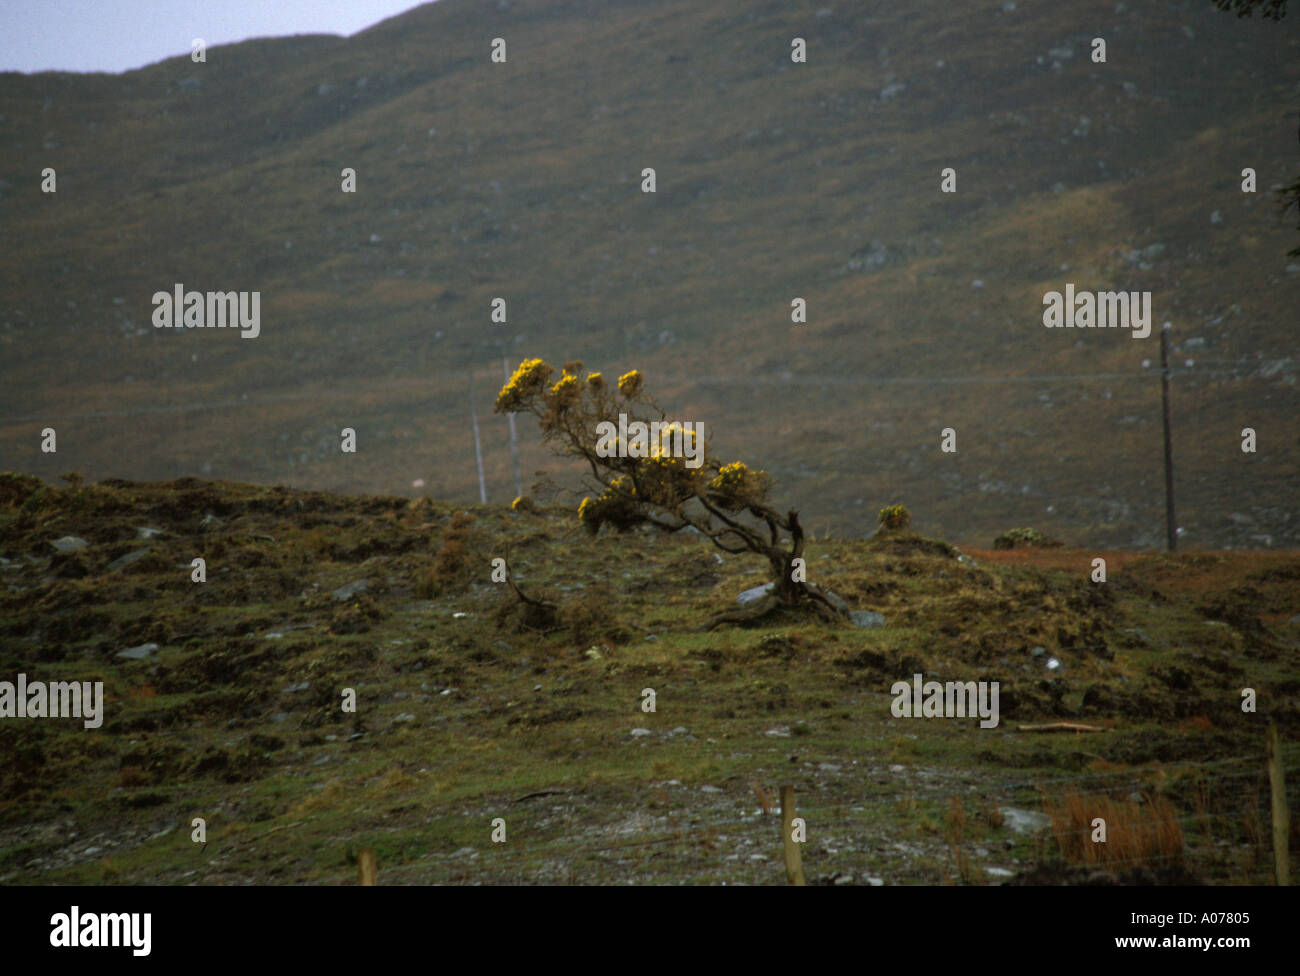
495, 358, 848, 625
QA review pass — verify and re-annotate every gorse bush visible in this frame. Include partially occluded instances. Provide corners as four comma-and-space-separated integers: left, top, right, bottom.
878, 504, 912, 531
993, 527, 1063, 550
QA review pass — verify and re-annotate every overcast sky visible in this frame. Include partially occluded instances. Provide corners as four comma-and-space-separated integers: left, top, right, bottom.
0, 0, 429, 74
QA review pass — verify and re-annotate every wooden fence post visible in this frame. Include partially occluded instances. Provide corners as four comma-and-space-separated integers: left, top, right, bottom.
358, 847, 377, 886
1267, 725, 1290, 886
780, 785, 806, 886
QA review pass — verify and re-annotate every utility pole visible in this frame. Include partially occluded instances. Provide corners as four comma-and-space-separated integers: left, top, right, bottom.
503, 356, 523, 499
1160, 322, 1176, 552
468, 369, 488, 505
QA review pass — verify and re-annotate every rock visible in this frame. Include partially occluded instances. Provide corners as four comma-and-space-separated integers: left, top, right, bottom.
998, 807, 1052, 834
850, 610, 886, 629
629, 728, 652, 737
116, 643, 159, 660
50, 536, 89, 553
199, 513, 223, 532
866, 876, 884, 886
392, 713, 416, 724
1031, 646, 1046, 657
737, 582, 774, 604
106, 549, 150, 573
283, 681, 310, 693
986, 867, 1015, 879
136, 527, 164, 539
331, 578, 369, 601
177, 77, 201, 92
834, 873, 855, 885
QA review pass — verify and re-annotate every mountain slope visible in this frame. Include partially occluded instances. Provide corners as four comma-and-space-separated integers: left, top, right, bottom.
1, 0, 1298, 547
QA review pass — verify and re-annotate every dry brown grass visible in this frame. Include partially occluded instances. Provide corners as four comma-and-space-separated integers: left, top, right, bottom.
1042, 790, 1184, 871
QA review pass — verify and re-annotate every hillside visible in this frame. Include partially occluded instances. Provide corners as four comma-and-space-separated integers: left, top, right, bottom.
0, 0, 1298, 548
1, 474, 1297, 883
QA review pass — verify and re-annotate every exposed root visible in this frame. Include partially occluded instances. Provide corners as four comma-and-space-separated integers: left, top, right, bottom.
706, 584, 849, 630
706, 595, 781, 630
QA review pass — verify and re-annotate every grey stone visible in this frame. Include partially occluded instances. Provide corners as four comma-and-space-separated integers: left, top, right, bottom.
331, 578, 370, 601
392, 713, 416, 724
117, 643, 159, 660
50, 536, 89, 553
998, 807, 1052, 834
737, 582, 774, 605
107, 549, 150, 572
850, 610, 886, 629
136, 527, 165, 539
283, 681, 310, 693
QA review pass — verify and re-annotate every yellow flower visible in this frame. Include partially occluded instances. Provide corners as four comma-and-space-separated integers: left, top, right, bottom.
548, 373, 581, 408
617, 369, 643, 398
496, 358, 554, 412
